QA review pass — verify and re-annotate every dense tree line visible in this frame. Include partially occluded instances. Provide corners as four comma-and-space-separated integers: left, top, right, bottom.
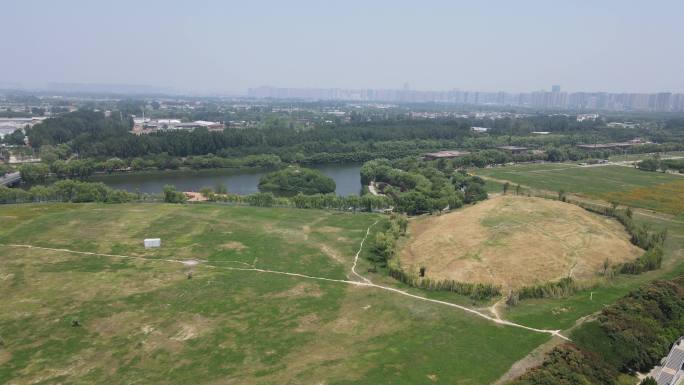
361, 158, 488, 214
17, 153, 283, 184
517, 277, 578, 301
638, 157, 684, 173
509, 273, 684, 385
1, 129, 26, 145
388, 265, 502, 300
0, 180, 136, 204
179, 185, 392, 212
26, 110, 130, 149
509, 344, 618, 385
288, 193, 391, 211
366, 213, 408, 267
258, 167, 336, 196
19, 110, 684, 171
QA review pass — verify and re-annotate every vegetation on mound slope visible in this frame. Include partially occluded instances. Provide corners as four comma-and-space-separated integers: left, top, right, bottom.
509, 273, 684, 385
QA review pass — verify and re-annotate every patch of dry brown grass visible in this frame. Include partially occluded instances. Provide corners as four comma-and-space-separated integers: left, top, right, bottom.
220, 241, 247, 251
399, 196, 642, 290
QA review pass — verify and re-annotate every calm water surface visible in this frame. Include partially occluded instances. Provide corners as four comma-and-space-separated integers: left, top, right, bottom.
90, 163, 363, 196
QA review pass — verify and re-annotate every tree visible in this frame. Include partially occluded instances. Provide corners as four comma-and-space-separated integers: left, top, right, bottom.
163, 185, 186, 203
372, 232, 395, 263
602, 258, 611, 276
640, 377, 657, 385
558, 189, 567, 202
397, 215, 409, 235
130, 158, 145, 171
215, 184, 228, 194
464, 182, 487, 204
199, 186, 214, 199
104, 158, 126, 173
3, 129, 25, 145
637, 158, 660, 172
258, 167, 335, 196
19, 163, 50, 184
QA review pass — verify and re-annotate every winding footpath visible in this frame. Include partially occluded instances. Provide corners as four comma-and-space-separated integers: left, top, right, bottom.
1, 221, 569, 340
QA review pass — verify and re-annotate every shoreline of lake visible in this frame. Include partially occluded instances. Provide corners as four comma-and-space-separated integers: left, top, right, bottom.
89, 163, 363, 196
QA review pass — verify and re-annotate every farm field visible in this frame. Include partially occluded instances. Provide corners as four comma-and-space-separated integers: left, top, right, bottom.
0, 203, 549, 385
399, 195, 642, 290
473, 164, 684, 216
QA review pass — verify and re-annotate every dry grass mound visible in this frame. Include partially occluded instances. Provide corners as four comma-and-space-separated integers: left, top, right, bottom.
399, 195, 643, 290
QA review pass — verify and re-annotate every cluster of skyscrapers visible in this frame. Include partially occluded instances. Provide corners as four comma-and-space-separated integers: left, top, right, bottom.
248, 86, 684, 112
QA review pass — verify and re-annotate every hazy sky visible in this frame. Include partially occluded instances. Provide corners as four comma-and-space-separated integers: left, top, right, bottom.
2, 0, 683, 94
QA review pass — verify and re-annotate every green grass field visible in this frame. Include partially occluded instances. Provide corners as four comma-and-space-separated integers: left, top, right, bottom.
474, 164, 684, 216
0, 203, 549, 384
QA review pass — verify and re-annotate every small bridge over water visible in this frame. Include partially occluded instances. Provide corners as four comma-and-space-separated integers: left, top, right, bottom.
0, 172, 21, 187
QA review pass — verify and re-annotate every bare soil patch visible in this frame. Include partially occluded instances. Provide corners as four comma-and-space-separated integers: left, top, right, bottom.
320, 244, 345, 264
273, 282, 324, 298
399, 196, 642, 290
220, 241, 247, 251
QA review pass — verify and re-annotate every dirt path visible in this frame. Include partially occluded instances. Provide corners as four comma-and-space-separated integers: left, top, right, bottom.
489, 297, 506, 320
1, 227, 570, 340
350, 220, 378, 284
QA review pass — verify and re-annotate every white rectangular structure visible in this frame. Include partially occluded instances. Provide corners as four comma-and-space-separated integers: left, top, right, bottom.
144, 238, 161, 248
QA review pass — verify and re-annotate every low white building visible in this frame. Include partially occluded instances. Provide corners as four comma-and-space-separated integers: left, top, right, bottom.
144, 238, 161, 248
577, 113, 600, 122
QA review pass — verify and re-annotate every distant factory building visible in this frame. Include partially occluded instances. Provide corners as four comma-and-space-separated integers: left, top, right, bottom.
471, 126, 490, 133
577, 138, 648, 150
497, 146, 529, 154
607, 122, 639, 129
132, 119, 224, 135
577, 113, 600, 122
423, 150, 470, 160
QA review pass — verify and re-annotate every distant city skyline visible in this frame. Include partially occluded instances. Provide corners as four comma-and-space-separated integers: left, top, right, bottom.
247, 86, 684, 112
3, 81, 683, 112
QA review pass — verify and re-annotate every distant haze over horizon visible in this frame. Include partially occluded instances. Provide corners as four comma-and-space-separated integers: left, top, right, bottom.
3, 1, 683, 95
2, 82, 684, 98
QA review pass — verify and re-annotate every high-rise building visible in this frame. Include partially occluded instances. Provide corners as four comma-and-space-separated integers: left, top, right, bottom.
551, 85, 561, 93
656, 92, 672, 111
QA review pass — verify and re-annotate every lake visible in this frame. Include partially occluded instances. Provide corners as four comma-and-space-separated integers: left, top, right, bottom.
90, 163, 363, 196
